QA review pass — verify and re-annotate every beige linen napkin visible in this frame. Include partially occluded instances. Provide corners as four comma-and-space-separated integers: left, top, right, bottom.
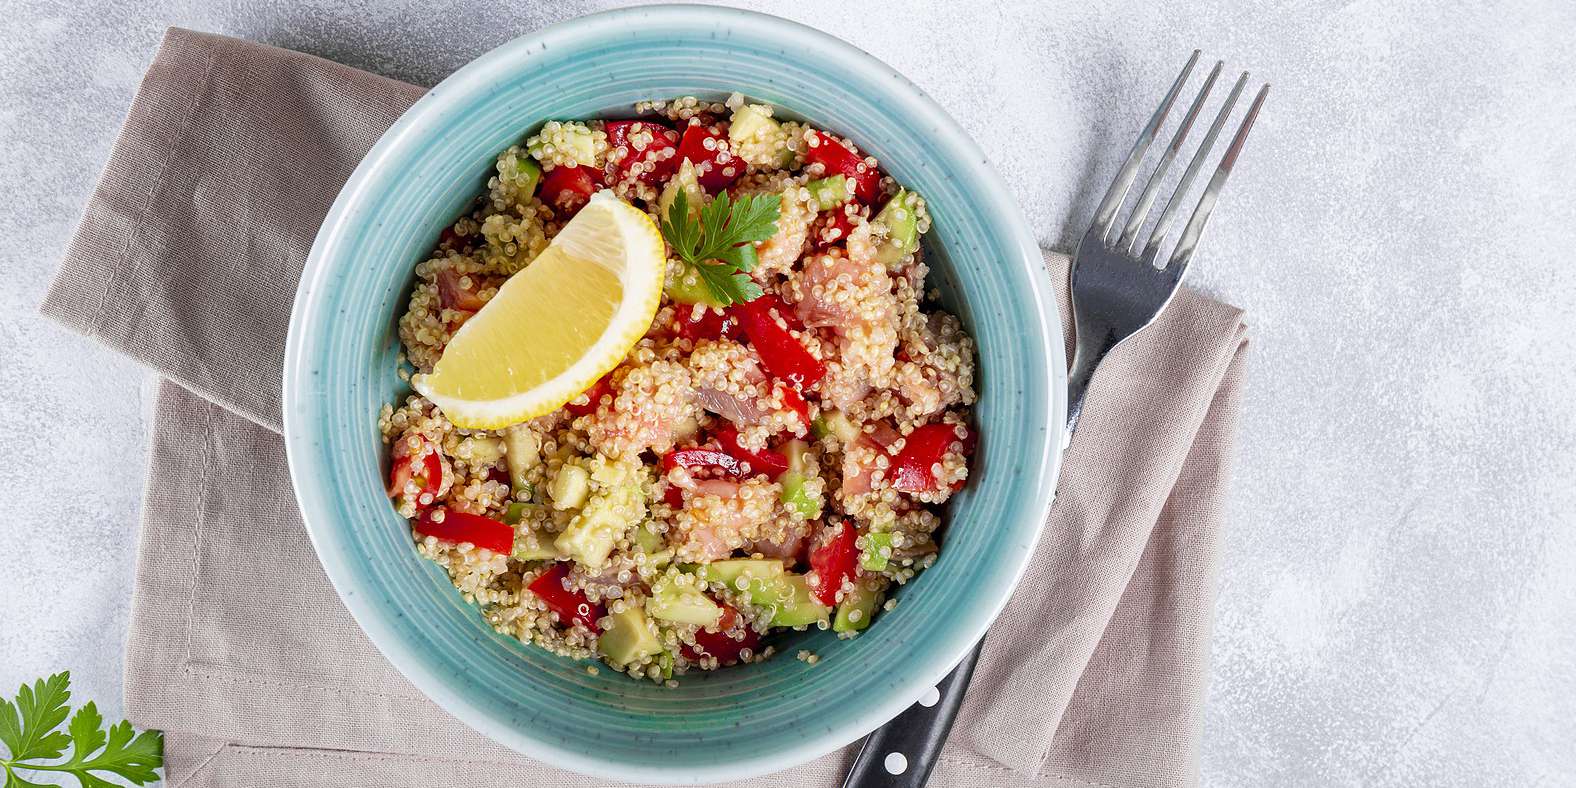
43, 28, 1249, 788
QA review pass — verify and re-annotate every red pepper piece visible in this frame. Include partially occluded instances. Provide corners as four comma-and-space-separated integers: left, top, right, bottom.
565, 372, 615, 417
674, 305, 741, 343
437, 268, 488, 312
388, 437, 445, 510
663, 483, 686, 509
680, 602, 760, 664
414, 508, 515, 555
780, 386, 810, 430
733, 297, 826, 390
662, 447, 745, 478
527, 563, 606, 630
805, 130, 880, 203
808, 521, 859, 607
677, 124, 743, 192
714, 426, 789, 480
539, 164, 599, 215
889, 422, 972, 493
605, 120, 680, 185
809, 208, 857, 250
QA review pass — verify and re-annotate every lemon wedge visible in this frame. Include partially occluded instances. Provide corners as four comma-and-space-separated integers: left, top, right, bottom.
412, 191, 665, 429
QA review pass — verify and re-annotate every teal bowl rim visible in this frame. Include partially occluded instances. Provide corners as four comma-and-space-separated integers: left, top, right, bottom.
284, 4, 1065, 782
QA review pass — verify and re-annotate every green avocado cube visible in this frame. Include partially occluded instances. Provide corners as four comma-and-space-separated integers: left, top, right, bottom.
698, 558, 786, 587
755, 573, 831, 628
598, 604, 662, 666
859, 531, 894, 572
648, 576, 723, 627
804, 175, 850, 208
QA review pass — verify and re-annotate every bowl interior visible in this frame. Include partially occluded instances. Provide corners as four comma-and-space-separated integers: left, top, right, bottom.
284, 6, 1062, 783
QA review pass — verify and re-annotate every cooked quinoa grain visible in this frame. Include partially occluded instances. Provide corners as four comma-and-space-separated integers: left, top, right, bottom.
382, 96, 977, 683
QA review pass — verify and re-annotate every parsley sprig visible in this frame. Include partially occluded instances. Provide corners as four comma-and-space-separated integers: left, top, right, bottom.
1, 672, 163, 787
659, 189, 780, 305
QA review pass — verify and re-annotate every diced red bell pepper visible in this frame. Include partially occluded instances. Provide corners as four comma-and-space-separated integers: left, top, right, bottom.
605, 120, 681, 185
540, 164, 599, 215
805, 130, 880, 203
565, 372, 615, 417
388, 436, 445, 509
780, 385, 810, 430
733, 297, 826, 390
680, 602, 760, 664
808, 207, 857, 249
713, 426, 789, 480
808, 521, 859, 606
889, 422, 972, 493
662, 447, 745, 478
677, 124, 743, 192
663, 483, 686, 509
437, 268, 489, 312
527, 563, 606, 630
674, 305, 741, 343
414, 508, 515, 555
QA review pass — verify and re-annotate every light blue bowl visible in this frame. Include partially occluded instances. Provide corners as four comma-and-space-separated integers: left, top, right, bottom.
283, 5, 1064, 783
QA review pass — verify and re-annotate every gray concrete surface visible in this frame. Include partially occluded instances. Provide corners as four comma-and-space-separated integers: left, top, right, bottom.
3, 0, 1573, 785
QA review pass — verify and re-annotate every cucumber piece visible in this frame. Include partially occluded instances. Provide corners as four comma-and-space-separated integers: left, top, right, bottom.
667, 264, 726, 307
658, 159, 705, 224
648, 576, 723, 627
859, 531, 894, 572
778, 440, 822, 519
514, 156, 542, 197
502, 426, 541, 493
752, 573, 831, 627
873, 189, 923, 266
805, 175, 851, 208
598, 604, 662, 665
697, 558, 786, 587
502, 501, 529, 525
549, 464, 590, 510
833, 577, 885, 633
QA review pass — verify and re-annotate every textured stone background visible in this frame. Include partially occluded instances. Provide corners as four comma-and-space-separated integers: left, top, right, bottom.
2, 0, 1573, 785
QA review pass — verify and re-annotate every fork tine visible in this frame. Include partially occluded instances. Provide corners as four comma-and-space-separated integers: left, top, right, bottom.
1165, 82, 1269, 276
1141, 70, 1250, 264
1089, 50, 1200, 242
1116, 60, 1223, 253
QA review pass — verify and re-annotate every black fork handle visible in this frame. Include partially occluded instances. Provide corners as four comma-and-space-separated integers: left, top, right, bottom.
840, 638, 984, 787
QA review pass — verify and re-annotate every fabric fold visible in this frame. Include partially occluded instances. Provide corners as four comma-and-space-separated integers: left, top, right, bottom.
42, 27, 1249, 787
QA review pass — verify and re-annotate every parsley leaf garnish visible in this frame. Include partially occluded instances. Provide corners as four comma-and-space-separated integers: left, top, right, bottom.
1, 672, 163, 787
659, 189, 780, 305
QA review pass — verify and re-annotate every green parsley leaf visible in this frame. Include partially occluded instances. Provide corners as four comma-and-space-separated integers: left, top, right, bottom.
659, 188, 779, 305
1, 673, 163, 787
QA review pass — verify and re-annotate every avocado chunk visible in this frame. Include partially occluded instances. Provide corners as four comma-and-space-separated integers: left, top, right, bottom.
512, 525, 565, 561
833, 577, 886, 633
554, 485, 641, 569
804, 175, 851, 209
698, 558, 786, 587
648, 575, 723, 627
872, 189, 923, 266
502, 426, 541, 493
658, 159, 706, 225
728, 103, 781, 145
527, 121, 598, 167
549, 464, 590, 510
814, 409, 860, 445
752, 573, 831, 628
598, 604, 662, 666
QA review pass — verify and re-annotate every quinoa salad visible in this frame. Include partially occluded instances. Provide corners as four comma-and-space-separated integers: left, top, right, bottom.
380, 94, 977, 683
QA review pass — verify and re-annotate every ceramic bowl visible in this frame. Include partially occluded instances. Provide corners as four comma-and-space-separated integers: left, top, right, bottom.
283, 5, 1064, 783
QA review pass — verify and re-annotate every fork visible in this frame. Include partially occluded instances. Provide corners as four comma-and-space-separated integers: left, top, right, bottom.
841, 51, 1268, 788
